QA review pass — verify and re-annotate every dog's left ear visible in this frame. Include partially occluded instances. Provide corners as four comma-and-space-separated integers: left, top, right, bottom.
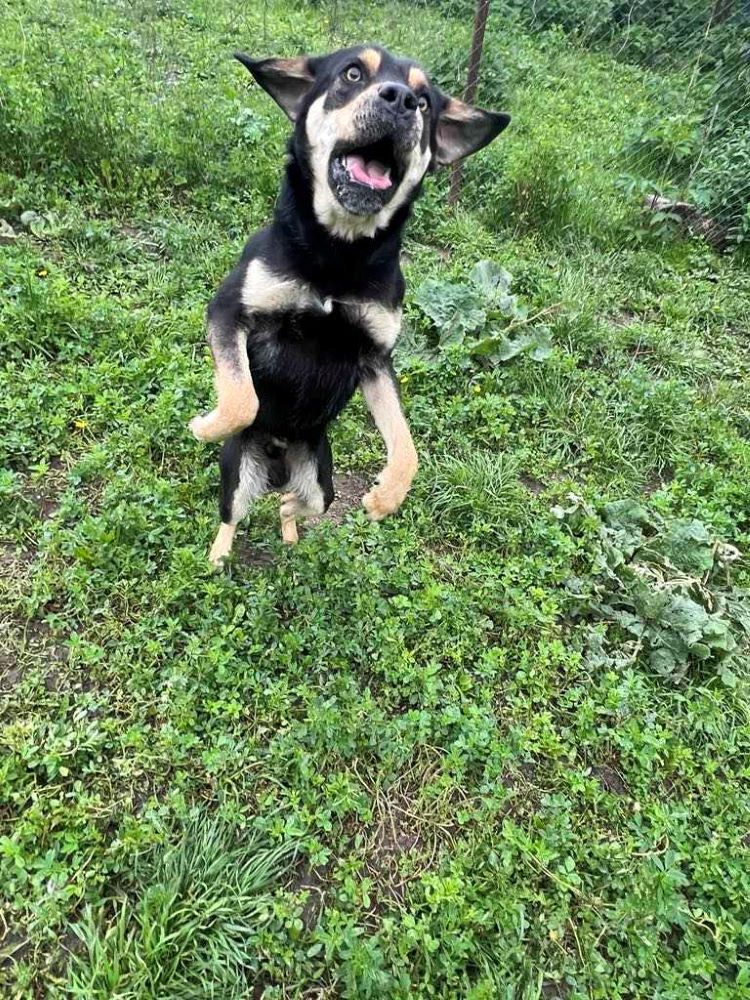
435, 97, 510, 166
234, 53, 316, 121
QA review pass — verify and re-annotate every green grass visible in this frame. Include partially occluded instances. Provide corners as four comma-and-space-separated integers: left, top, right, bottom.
2, 0, 750, 998
66, 818, 294, 999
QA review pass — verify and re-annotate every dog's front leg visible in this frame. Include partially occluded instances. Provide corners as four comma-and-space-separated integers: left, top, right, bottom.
361, 367, 418, 521
189, 316, 258, 443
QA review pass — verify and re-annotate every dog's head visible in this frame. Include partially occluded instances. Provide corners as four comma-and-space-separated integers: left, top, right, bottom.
235, 45, 510, 240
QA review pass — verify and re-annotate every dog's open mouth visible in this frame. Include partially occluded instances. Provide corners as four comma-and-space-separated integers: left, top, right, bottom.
338, 137, 399, 191
328, 136, 402, 215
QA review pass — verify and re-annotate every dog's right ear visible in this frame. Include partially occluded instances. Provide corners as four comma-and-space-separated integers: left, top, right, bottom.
233, 53, 316, 121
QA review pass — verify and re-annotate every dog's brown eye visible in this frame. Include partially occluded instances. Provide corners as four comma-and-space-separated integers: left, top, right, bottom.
345, 65, 362, 83
418, 95, 429, 112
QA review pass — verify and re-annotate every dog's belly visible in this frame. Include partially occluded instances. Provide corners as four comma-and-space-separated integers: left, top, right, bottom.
245, 309, 369, 437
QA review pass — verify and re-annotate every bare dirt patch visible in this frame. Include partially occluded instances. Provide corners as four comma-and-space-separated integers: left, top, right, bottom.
0, 543, 37, 687
365, 802, 422, 906
519, 472, 546, 495
0, 540, 34, 576
0, 537, 72, 693
236, 473, 373, 564
542, 980, 571, 999
319, 472, 371, 526
591, 763, 628, 796
118, 223, 168, 258
352, 750, 460, 916
0, 618, 70, 693
643, 465, 674, 496
234, 537, 277, 568
288, 863, 331, 931
23, 456, 68, 520
608, 310, 640, 329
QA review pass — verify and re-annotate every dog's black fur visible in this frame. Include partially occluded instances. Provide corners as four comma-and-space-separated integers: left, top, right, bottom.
189, 45, 510, 562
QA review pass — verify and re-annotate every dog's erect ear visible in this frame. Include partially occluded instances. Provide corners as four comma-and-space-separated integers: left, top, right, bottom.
233, 53, 316, 121
435, 97, 510, 166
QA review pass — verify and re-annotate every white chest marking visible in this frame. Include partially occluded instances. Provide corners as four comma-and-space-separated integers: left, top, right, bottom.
242, 259, 401, 351
342, 301, 402, 351
241, 258, 322, 314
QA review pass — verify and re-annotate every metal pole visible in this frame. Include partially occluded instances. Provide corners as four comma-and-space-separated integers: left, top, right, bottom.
448, 0, 491, 205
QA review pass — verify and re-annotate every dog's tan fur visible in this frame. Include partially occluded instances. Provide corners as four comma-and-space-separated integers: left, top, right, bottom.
241, 258, 320, 314
280, 493, 300, 544
361, 372, 418, 520
341, 301, 402, 351
209, 521, 237, 566
189, 327, 259, 442
359, 48, 382, 76
407, 66, 428, 91
435, 98, 491, 165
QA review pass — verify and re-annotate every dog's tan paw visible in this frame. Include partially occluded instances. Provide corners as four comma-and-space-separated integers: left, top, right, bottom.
208, 539, 232, 567
363, 482, 407, 521
281, 520, 299, 544
189, 405, 256, 443
208, 523, 236, 568
189, 411, 224, 442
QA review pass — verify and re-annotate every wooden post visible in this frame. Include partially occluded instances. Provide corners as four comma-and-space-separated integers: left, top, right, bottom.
448, 0, 491, 206
710, 0, 734, 24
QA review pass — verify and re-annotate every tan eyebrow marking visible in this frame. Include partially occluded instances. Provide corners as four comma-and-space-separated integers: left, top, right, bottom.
360, 48, 382, 75
408, 66, 428, 90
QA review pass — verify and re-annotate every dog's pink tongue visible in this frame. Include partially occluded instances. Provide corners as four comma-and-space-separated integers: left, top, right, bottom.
345, 154, 392, 190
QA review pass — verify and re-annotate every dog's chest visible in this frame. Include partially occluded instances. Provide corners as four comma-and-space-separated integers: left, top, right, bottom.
246, 302, 386, 434
251, 300, 376, 366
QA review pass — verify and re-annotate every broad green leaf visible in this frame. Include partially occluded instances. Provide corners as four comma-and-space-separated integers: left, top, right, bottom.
702, 618, 736, 653
494, 336, 527, 361
498, 294, 518, 317
471, 335, 502, 357
718, 663, 738, 687
603, 500, 655, 532
661, 594, 709, 646
413, 279, 486, 338
528, 326, 554, 361
726, 596, 750, 635
469, 260, 512, 300
440, 323, 467, 346
659, 518, 714, 574
649, 647, 681, 676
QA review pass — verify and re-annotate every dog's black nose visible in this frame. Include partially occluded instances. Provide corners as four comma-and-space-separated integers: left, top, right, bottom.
378, 82, 417, 116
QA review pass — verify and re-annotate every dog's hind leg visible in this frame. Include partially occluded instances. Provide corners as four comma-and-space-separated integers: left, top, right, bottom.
209, 522, 238, 566
278, 435, 334, 544
209, 435, 269, 567
279, 493, 300, 544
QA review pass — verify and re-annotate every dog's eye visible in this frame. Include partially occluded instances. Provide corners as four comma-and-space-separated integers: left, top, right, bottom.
418, 95, 429, 112
344, 65, 362, 83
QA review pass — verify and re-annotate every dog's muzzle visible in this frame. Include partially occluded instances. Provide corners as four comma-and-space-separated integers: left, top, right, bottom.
327, 95, 420, 216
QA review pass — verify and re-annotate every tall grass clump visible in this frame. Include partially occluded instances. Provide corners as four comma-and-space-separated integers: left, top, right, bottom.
65, 818, 295, 999
423, 451, 530, 541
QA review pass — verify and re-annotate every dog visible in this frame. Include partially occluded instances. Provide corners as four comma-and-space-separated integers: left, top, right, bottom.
188, 45, 510, 565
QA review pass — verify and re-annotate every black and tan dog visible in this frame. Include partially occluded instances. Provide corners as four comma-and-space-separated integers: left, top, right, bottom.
189, 45, 510, 565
